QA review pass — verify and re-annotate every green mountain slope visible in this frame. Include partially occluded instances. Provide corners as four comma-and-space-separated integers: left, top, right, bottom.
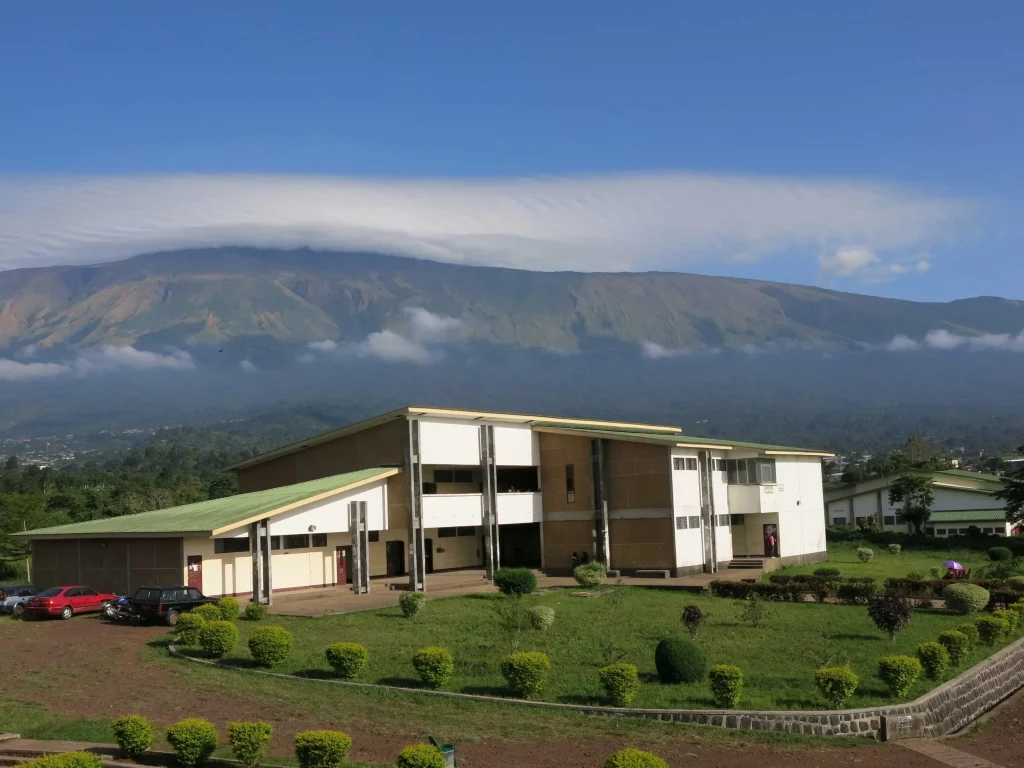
1, 247, 1022, 351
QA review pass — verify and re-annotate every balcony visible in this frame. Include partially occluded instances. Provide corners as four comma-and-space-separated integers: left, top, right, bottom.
727, 485, 782, 515
497, 492, 543, 525
422, 493, 484, 529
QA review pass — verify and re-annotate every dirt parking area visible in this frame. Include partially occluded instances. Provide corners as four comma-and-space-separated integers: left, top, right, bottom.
1, 614, 1019, 768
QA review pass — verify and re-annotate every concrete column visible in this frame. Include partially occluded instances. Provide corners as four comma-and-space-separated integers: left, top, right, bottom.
698, 451, 718, 573
349, 500, 371, 595
479, 424, 499, 579
404, 418, 427, 592
590, 439, 609, 566
250, 522, 263, 603
262, 519, 273, 605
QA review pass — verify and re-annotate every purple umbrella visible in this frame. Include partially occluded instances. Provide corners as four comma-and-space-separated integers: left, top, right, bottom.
943, 561, 964, 570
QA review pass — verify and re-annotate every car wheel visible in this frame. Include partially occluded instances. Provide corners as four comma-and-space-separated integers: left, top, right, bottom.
13, 603, 25, 618
165, 608, 180, 626
60, 606, 73, 620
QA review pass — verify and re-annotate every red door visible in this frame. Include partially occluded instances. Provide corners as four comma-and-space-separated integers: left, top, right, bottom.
336, 546, 351, 586
187, 556, 203, 590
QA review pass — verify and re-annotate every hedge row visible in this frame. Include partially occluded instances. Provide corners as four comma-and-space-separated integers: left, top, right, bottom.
709, 580, 878, 603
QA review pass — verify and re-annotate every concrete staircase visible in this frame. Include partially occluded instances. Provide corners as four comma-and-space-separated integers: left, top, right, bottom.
727, 556, 766, 571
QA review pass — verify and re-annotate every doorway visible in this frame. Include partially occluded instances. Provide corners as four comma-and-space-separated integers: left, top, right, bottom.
499, 523, 542, 568
187, 556, 202, 590
424, 538, 434, 574
335, 546, 352, 586
762, 524, 779, 557
385, 540, 405, 577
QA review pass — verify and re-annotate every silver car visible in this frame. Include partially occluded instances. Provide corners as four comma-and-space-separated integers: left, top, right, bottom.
1, 585, 38, 617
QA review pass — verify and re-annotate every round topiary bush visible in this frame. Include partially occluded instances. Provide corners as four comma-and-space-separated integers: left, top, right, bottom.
399, 591, 425, 618
708, 664, 744, 709
887, 544, 902, 555
396, 744, 446, 768
227, 722, 272, 768
493, 567, 537, 596
111, 715, 153, 758
598, 662, 641, 707
907, 570, 926, 579
24, 754, 104, 768
193, 603, 223, 623
603, 748, 669, 768
175, 612, 206, 646
878, 655, 922, 699
916, 642, 950, 680
167, 718, 219, 768
574, 561, 606, 588
993, 608, 1019, 632
244, 602, 268, 621
293, 730, 352, 768
975, 615, 1009, 646
942, 583, 990, 614
500, 651, 551, 698
857, 547, 874, 563
654, 636, 708, 684
938, 630, 971, 665
814, 567, 841, 577
218, 597, 241, 621
412, 646, 455, 689
814, 667, 858, 709
528, 605, 555, 631
956, 621, 980, 648
989, 546, 1013, 562
248, 625, 293, 668
325, 642, 369, 679
200, 620, 238, 658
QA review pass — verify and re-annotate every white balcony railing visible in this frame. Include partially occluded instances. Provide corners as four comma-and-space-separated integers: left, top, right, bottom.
422, 493, 484, 529
497, 492, 543, 525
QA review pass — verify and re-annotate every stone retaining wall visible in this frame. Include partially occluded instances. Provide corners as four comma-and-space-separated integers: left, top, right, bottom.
170, 634, 1024, 741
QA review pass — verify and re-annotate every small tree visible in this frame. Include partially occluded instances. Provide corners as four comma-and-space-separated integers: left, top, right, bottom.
735, 594, 774, 629
887, 474, 935, 534
867, 596, 912, 642
681, 605, 708, 639
995, 446, 1024, 529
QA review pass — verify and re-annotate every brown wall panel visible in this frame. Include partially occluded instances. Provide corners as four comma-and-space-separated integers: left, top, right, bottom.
609, 518, 674, 569
538, 433, 594, 513
606, 441, 671, 510
542, 520, 593, 570
32, 537, 183, 594
237, 454, 298, 493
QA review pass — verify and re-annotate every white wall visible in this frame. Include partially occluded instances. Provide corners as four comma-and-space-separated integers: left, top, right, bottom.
493, 424, 540, 466
497, 492, 543, 524
828, 485, 1002, 531
423, 493, 484, 528
418, 419, 482, 466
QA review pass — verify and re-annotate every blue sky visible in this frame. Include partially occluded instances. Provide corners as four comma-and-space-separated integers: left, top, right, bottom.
0, 2, 1021, 300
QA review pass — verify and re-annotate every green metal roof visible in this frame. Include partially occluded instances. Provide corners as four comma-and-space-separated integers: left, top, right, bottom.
928, 509, 1008, 524
935, 469, 1003, 484
532, 424, 831, 455
16, 467, 398, 538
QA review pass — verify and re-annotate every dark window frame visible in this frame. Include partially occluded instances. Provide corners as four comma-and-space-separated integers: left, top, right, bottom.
311, 533, 328, 548
566, 464, 576, 503
283, 534, 310, 550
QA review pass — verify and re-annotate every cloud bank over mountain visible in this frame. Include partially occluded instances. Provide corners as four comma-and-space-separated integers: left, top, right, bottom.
0, 172, 969, 277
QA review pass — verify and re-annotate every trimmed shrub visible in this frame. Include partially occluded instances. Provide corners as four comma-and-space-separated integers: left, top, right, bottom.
598, 662, 641, 707
956, 621, 980, 648
324, 642, 369, 679
399, 591, 425, 618
603, 748, 669, 768
218, 597, 241, 621
396, 744, 446, 768
167, 718, 219, 768
868, 596, 912, 641
248, 625, 293, 668
989, 546, 1013, 562
528, 605, 555, 631
938, 630, 971, 665
574, 561, 606, 588
837, 582, 879, 605
975, 615, 1009, 646
916, 642, 950, 680
412, 646, 455, 689
200, 620, 238, 658
293, 731, 352, 768
244, 602, 268, 621
708, 664, 743, 709
175, 612, 206, 646
500, 651, 551, 698
857, 547, 874, 563
814, 667, 858, 709
1010, 576, 1024, 588
111, 715, 153, 758
814, 567, 842, 577
907, 571, 926, 579
24, 754, 104, 768
878, 655, 922, 699
493, 567, 537, 596
681, 605, 708, 639
192, 603, 223, 623
654, 636, 708, 684
887, 543, 902, 555
992, 608, 1019, 632
227, 722, 272, 768
942, 583, 990, 614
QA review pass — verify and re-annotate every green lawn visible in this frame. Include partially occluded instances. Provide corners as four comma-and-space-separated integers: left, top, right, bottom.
765, 541, 994, 581
177, 587, 1020, 711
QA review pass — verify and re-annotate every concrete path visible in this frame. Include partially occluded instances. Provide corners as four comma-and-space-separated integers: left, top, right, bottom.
899, 739, 1005, 768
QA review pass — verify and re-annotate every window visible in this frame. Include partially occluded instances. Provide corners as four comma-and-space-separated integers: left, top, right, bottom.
673, 457, 685, 470
686, 457, 698, 471
688, 515, 700, 529
456, 526, 475, 536
496, 466, 540, 493
936, 528, 947, 535
833, 517, 847, 526
717, 514, 730, 527
983, 527, 995, 534
311, 533, 328, 548
566, 464, 576, 503
674, 457, 697, 470
270, 536, 281, 550
438, 527, 458, 538
434, 468, 474, 484
894, 515, 906, 525
726, 458, 776, 485
80, 587, 97, 596
368, 531, 380, 542
215, 538, 250, 554
883, 516, 896, 526
283, 534, 309, 550
713, 458, 726, 472
676, 516, 687, 530
732, 514, 744, 526
755, 458, 776, 484
187, 588, 202, 599
422, 482, 438, 495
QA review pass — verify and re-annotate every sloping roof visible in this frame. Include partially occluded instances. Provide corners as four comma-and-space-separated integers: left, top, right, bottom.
825, 469, 1004, 503
16, 467, 399, 539
934, 469, 1003, 484
225, 406, 681, 472
532, 424, 832, 456
929, 509, 1008, 524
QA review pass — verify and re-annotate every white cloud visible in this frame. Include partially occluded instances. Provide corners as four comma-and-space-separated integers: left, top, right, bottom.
239, 359, 257, 373
307, 340, 338, 353
885, 334, 920, 351
924, 329, 964, 350
0, 172, 969, 273
641, 341, 691, 359
357, 330, 434, 364
303, 309, 464, 365
0, 344, 195, 380
819, 247, 880, 277
16, 344, 38, 359
403, 307, 464, 343
819, 248, 932, 282
0, 358, 70, 381
882, 329, 1024, 352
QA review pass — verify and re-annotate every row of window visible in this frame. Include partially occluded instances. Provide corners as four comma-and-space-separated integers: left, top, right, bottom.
675, 514, 735, 530
214, 531, 381, 554
437, 526, 477, 538
883, 515, 907, 526
931, 527, 1001, 536
672, 456, 778, 485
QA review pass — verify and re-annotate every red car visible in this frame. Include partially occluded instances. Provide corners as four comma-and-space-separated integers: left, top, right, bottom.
24, 586, 116, 620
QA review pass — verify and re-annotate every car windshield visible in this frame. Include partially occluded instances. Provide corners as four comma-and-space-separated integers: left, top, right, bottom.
36, 588, 63, 597
133, 588, 162, 601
